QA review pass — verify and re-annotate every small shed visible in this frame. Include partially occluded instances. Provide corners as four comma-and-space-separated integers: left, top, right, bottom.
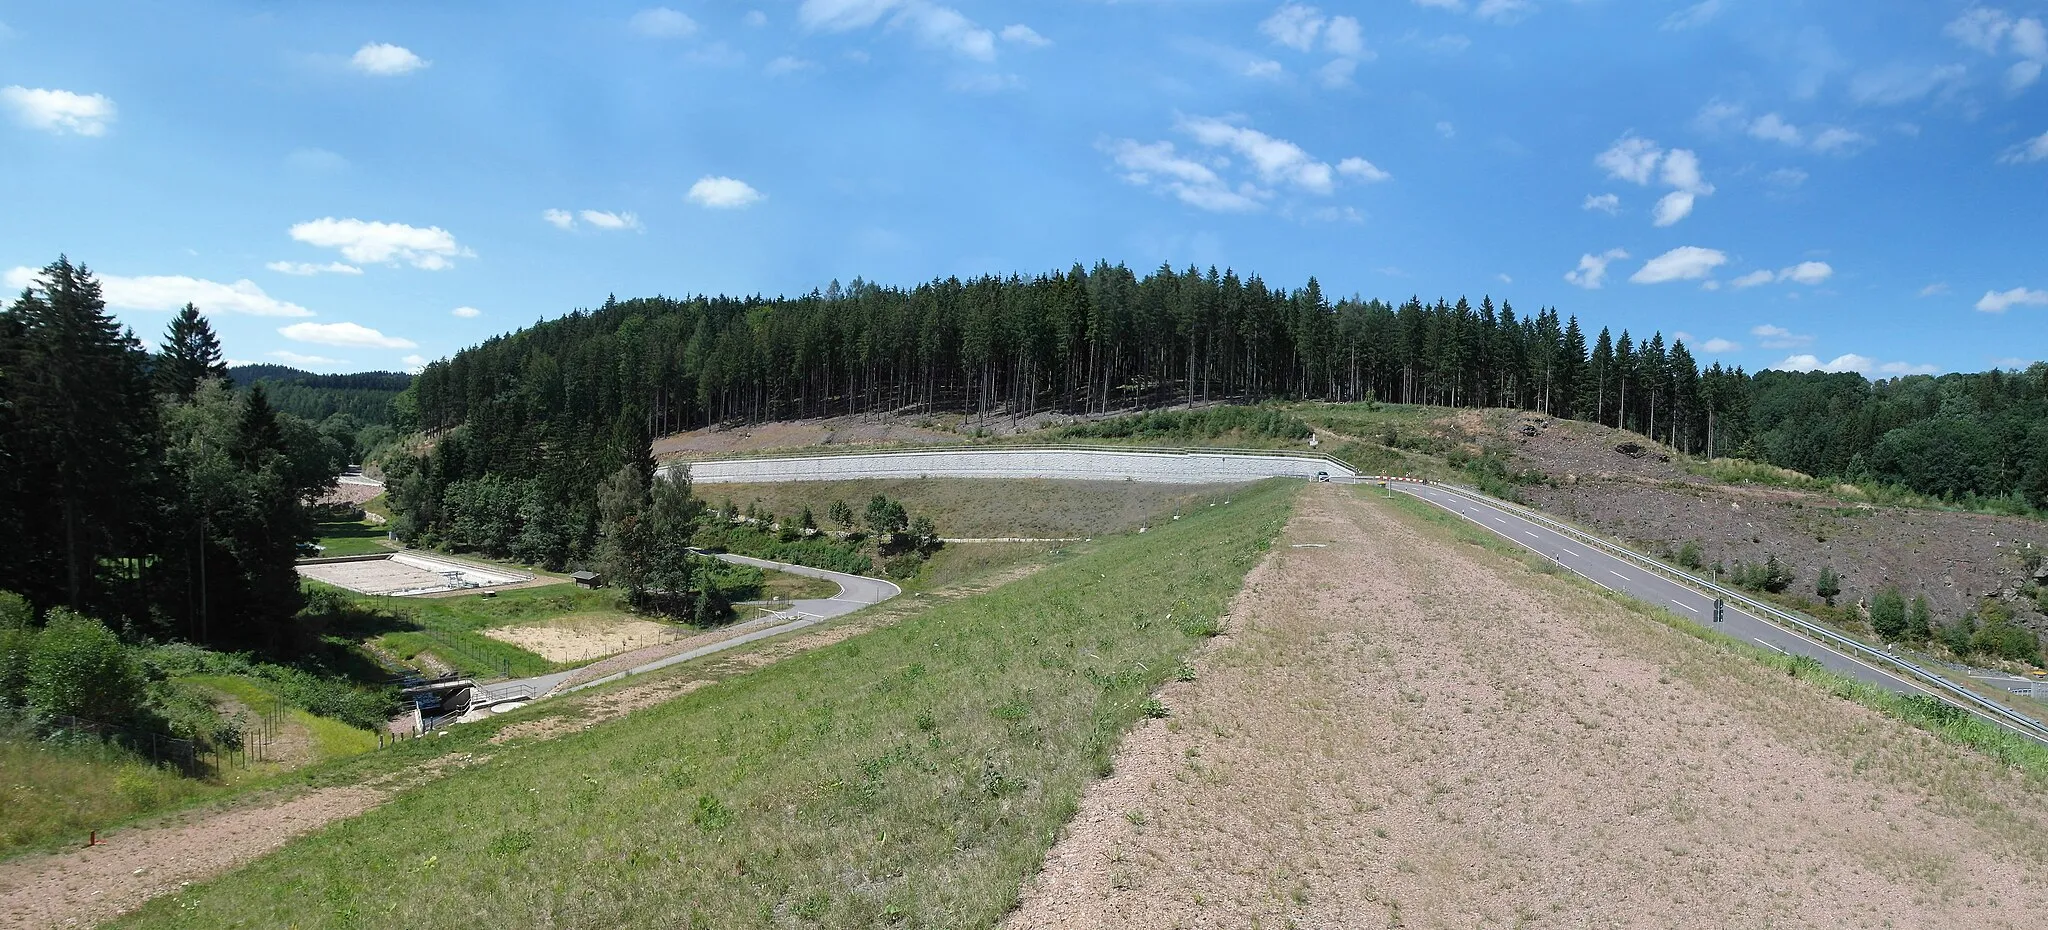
571, 570, 602, 590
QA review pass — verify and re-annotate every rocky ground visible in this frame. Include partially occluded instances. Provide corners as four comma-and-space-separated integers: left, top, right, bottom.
1448, 410, 2048, 642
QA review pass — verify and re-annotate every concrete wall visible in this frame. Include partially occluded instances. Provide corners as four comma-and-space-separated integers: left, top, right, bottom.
669, 448, 1355, 485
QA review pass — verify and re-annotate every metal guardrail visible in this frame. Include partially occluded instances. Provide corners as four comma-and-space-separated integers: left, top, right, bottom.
669, 442, 1361, 477
1398, 478, 2048, 746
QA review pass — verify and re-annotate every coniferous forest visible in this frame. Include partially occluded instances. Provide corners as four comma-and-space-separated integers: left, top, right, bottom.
0, 259, 346, 645
393, 260, 2048, 566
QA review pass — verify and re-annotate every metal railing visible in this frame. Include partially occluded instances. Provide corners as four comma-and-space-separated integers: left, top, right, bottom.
1398, 477, 2048, 746
668, 442, 1361, 475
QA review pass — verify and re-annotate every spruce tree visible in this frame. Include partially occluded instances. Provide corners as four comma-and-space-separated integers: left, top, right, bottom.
154, 303, 228, 400
1814, 566, 1841, 606
0, 257, 157, 612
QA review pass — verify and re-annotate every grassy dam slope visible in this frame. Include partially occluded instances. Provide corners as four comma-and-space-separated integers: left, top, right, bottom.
112, 480, 1297, 930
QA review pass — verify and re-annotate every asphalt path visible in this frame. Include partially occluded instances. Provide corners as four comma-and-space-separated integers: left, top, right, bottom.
1387, 481, 1942, 698
485, 553, 899, 701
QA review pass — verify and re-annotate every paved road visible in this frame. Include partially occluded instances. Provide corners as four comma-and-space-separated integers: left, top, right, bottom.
1384, 481, 2048, 744
483, 554, 899, 702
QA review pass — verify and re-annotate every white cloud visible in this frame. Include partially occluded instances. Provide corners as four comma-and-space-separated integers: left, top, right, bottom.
269, 350, 348, 368
1108, 118, 1382, 212
1919, 282, 1949, 297
578, 209, 642, 231
999, 24, 1049, 47
1662, 0, 1721, 31
1325, 16, 1365, 56
1949, 7, 2014, 54
688, 176, 764, 208
1261, 4, 1326, 51
1809, 126, 1868, 153
289, 218, 470, 270
1244, 59, 1285, 79
630, 7, 698, 38
1595, 135, 1662, 185
1630, 246, 1727, 284
1564, 248, 1627, 290
1496, 273, 1512, 284
265, 261, 362, 276
1700, 337, 1742, 353
543, 208, 576, 230
400, 354, 430, 374
799, 0, 903, 31
1473, 0, 1534, 24
279, 321, 418, 350
349, 43, 428, 76
1766, 167, 1809, 188
1102, 138, 1261, 212
451, 306, 482, 319
1730, 270, 1776, 289
1582, 192, 1620, 214
1976, 286, 2048, 312
1999, 129, 2048, 163
1, 86, 115, 136
6, 266, 315, 317
745, 10, 769, 27
1317, 58, 1358, 87
948, 72, 1023, 94
1751, 324, 1812, 349
1336, 156, 1391, 183
1435, 120, 1456, 139
1180, 115, 1337, 192
1599, 136, 1712, 226
766, 55, 815, 75
1776, 353, 1918, 375
1748, 113, 1802, 145
1780, 260, 1833, 285
1692, 100, 1745, 133
797, 0, 994, 60
1849, 63, 1968, 106
1652, 191, 1697, 227
1414, 0, 1464, 9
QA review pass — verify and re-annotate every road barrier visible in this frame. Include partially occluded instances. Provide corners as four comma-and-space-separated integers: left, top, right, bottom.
1394, 477, 2048, 747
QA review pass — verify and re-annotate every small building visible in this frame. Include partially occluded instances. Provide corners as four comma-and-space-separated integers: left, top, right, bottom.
571, 570, 602, 589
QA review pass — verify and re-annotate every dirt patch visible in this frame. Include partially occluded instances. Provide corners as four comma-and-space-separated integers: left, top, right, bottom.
481, 615, 674, 663
316, 482, 383, 508
0, 787, 385, 930
1006, 485, 2048, 929
654, 414, 963, 460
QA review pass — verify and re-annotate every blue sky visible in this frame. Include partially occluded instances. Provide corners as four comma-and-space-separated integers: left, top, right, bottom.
2, 1, 2045, 377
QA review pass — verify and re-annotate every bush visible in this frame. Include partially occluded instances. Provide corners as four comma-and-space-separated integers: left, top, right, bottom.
25, 610, 146, 723
1676, 541, 1705, 571
1869, 587, 1907, 640
883, 553, 928, 580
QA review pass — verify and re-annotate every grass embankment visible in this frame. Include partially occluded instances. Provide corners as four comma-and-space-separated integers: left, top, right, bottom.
0, 731, 223, 858
347, 584, 638, 680
310, 515, 389, 558
112, 479, 1298, 930
1381, 489, 2048, 779
754, 572, 840, 602
705, 478, 1239, 540
181, 676, 379, 769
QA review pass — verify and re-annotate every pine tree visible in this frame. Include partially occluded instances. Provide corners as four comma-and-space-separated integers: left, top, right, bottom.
828, 499, 854, 531
1814, 566, 1841, 606
0, 257, 158, 613
1906, 594, 1934, 642
154, 303, 228, 400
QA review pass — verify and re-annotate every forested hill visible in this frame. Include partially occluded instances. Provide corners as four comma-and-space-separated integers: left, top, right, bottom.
229, 364, 412, 425
391, 262, 2048, 557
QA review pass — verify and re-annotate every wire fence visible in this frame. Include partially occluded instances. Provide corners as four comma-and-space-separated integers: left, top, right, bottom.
39, 693, 291, 775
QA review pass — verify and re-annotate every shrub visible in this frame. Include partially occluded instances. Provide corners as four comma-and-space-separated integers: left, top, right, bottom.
25, 610, 146, 723
884, 553, 927, 580
1869, 587, 1907, 641
1676, 541, 1705, 571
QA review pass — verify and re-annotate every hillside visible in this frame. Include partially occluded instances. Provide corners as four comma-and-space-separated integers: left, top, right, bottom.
227, 365, 412, 425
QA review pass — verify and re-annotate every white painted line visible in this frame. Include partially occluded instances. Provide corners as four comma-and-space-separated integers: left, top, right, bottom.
1609, 571, 1628, 580
1524, 531, 1542, 540
1753, 638, 1786, 654
1675, 603, 1698, 613
1557, 548, 1579, 558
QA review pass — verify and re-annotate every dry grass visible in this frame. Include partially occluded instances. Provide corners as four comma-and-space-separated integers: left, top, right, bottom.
1007, 485, 2048, 929
480, 615, 675, 663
